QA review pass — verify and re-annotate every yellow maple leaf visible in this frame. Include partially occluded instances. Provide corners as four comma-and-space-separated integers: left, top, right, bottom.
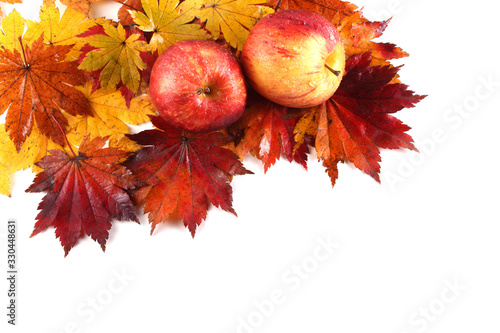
0, 9, 25, 52
24, 4, 97, 61
293, 106, 320, 151
0, 123, 62, 196
0, 126, 12, 196
65, 83, 156, 151
130, 0, 209, 55
0, 162, 9, 196
78, 22, 150, 94
197, 0, 273, 51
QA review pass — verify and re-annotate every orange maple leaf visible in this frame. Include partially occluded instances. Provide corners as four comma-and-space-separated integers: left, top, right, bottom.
269, 0, 359, 25
339, 12, 408, 66
0, 35, 90, 151
114, 0, 143, 25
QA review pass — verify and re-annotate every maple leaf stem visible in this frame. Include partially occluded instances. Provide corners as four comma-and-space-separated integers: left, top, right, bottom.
50, 110, 77, 158
18, 37, 27, 66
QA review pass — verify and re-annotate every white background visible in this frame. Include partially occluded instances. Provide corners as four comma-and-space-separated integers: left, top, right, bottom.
1, 0, 499, 332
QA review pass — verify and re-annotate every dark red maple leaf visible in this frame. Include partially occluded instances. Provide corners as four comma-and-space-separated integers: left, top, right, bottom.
230, 92, 309, 172
126, 116, 253, 236
27, 136, 140, 256
335, 52, 423, 116
295, 52, 426, 185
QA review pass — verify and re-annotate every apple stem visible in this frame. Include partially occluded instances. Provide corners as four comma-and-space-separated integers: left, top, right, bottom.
197, 87, 211, 95
274, 0, 282, 10
325, 63, 341, 77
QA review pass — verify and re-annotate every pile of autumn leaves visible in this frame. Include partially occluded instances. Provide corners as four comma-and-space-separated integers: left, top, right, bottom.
0, 0, 424, 256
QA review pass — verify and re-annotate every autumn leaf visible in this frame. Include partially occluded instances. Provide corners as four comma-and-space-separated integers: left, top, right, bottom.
230, 93, 307, 171
65, 83, 156, 150
130, 0, 209, 55
115, 0, 143, 25
0, 161, 9, 196
61, 0, 100, 15
24, 4, 97, 61
126, 115, 252, 236
269, 0, 358, 25
0, 124, 15, 196
0, 35, 91, 151
27, 136, 140, 256
43, 0, 99, 16
0, 123, 61, 196
78, 22, 150, 95
0, 122, 64, 196
294, 52, 425, 186
339, 12, 408, 66
0, 9, 25, 52
197, 0, 274, 51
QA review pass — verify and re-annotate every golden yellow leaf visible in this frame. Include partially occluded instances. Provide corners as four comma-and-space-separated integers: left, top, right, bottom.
197, 0, 273, 51
130, 0, 209, 55
78, 22, 150, 93
293, 106, 320, 151
0, 9, 25, 52
65, 83, 156, 150
0, 123, 63, 196
13, 125, 63, 173
24, 4, 97, 61
0, 125, 13, 196
0, 161, 9, 196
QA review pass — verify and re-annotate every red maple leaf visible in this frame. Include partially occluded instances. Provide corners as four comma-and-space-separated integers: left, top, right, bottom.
295, 52, 426, 185
126, 116, 252, 236
230, 92, 309, 171
27, 136, 140, 256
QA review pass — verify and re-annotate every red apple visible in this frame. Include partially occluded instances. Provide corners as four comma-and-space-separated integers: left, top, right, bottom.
149, 40, 247, 133
241, 9, 345, 108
